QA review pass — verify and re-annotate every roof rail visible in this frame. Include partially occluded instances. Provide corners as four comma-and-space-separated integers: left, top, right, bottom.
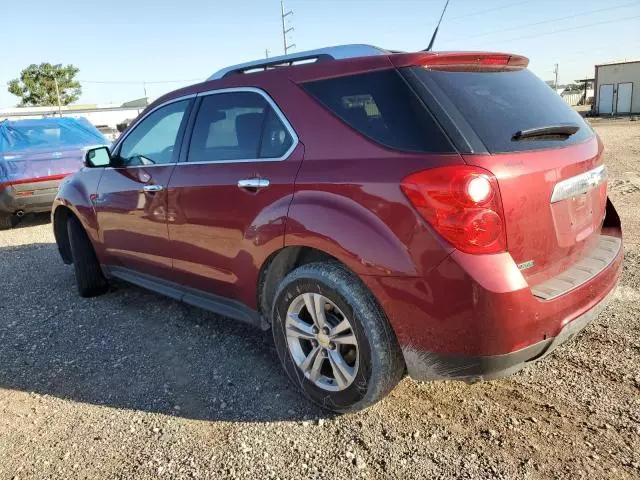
208, 44, 389, 81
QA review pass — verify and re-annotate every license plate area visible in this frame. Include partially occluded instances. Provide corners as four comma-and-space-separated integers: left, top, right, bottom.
550, 166, 608, 247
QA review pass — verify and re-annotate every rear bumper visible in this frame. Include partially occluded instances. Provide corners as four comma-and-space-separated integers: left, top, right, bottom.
363, 201, 623, 381
402, 284, 615, 381
0, 179, 60, 214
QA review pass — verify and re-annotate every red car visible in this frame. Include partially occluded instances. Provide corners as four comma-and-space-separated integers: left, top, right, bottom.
52, 45, 623, 412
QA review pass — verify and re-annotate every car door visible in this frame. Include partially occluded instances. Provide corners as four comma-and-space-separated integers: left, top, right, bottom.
96, 97, 193, 279
166, 88, 303, 305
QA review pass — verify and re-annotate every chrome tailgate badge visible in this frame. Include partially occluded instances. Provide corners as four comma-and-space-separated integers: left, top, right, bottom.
550, 165, 607, 203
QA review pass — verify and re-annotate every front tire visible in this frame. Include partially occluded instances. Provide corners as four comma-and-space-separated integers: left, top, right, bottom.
67, 216, 109, 298
272, 262, 405, 412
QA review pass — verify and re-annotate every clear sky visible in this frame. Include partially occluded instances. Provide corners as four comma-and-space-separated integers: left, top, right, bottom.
1, 0, 639, 108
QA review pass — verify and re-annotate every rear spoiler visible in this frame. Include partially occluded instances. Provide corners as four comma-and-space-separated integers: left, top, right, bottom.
390, 51, 529, 69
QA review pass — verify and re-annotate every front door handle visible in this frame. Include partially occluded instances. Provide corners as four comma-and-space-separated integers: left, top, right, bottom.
237, 178, 270, 190
143, 184, 164, 192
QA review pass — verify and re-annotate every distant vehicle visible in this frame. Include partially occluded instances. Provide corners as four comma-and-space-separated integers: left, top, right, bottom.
53, 45, 623, 412
0, 117, 108, 229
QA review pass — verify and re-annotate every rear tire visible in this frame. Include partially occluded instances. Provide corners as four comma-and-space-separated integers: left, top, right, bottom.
0, 213, 14, 230
272, 262, 405, 412
67, 216, 108, 298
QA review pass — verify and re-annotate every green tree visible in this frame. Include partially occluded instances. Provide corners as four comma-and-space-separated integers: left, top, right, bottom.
7, 63, 81, 107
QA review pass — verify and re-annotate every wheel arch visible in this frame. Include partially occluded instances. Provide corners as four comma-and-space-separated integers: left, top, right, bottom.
285, 190, 423, 278
53, 169, 104, 262
52, 201, 100, 264
53, 205, 75, 264
258, 245, 344, 322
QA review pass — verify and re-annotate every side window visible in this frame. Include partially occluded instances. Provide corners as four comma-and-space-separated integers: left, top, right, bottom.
118, 100, 189, 166
302, 70, 453, 153
187, 91, 294, 162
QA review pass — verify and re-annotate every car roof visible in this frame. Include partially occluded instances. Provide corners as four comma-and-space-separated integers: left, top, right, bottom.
145, 46, 528, 114
208, 44, 391, 80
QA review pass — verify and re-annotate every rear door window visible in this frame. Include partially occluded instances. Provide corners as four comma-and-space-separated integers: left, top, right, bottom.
187, 91, 294, 162
409, 67, 593, 153
302, 70, 453, 153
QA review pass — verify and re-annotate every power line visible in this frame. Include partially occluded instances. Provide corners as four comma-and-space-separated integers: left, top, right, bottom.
461, 0, 640, 40
561, 39, 640, 66
448, 0, 537, 21
78, 78, 203, 85
383, 0, 537, 37
469, 14, 640, 46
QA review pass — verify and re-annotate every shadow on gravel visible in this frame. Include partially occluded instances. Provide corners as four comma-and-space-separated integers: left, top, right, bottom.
0, 242, 330, 423
9, 212, 51, 230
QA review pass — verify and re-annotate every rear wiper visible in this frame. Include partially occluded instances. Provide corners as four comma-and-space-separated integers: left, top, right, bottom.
512, 124, 580, 141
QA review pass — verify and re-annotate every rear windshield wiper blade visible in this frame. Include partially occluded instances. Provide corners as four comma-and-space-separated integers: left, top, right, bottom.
512, 124, 580, 141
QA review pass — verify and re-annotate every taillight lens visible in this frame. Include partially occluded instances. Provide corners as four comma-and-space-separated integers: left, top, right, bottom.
401, 166, 507, 254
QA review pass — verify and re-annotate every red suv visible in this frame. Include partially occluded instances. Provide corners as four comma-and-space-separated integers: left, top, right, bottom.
52, 45, 623, 412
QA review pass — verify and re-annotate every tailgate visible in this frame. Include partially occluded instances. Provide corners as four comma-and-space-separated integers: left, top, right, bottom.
463, 137, 608, 284
404, 64, 608, 285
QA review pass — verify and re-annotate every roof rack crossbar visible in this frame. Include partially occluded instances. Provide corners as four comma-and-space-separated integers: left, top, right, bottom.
208, 44, 388, 81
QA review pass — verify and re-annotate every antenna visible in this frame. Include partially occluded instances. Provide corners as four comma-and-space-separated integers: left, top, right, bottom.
425, 0, 451, 51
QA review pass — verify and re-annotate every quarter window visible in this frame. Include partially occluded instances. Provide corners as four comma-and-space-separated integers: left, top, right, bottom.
118, 100, 189, 166
302, 70, 453, 153
187, 91, 293, 162
260, 107, 294, 158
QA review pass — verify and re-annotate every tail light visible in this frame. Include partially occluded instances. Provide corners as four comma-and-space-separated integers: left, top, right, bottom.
401, 166, 507, 254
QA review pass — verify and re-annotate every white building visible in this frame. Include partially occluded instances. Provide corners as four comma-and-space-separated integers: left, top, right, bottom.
594, 59, 640, 115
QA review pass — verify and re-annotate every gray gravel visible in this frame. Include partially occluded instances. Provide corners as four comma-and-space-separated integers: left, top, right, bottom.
1, 120, 639, 479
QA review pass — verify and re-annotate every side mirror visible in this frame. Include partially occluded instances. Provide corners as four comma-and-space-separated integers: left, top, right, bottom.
85, 146, 112, 168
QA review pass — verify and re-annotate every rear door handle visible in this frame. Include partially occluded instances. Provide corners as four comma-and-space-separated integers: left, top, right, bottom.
237, 178, 270, 190
143, 184, 164, 192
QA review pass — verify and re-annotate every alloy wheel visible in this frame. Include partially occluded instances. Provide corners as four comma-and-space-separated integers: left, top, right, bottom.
285, 293, 359, 391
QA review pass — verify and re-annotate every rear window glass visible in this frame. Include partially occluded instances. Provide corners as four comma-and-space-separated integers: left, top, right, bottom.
0, 121, 106, 153
187, 91, 294, 162
302, 70, 453, 153
410, 67, 592, 153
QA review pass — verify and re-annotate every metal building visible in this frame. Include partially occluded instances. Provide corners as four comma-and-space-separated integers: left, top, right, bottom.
594, 59, 640, 115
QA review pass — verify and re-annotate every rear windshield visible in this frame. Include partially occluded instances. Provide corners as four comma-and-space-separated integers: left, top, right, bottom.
302, 70, 454, 153
0, 121, 106, 153
409, 67, 593, 153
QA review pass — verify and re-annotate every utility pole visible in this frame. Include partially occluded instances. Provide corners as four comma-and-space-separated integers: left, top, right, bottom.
265, 48, 270, 58
553, 63, 559, 90
53, 76, 62, 117
280, 0, 295, 55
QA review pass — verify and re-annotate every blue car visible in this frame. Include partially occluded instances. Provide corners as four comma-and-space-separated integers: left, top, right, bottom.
0, 117, 108, 229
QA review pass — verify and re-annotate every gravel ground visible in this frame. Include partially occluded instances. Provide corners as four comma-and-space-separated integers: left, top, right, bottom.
1, 120, 639, 480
